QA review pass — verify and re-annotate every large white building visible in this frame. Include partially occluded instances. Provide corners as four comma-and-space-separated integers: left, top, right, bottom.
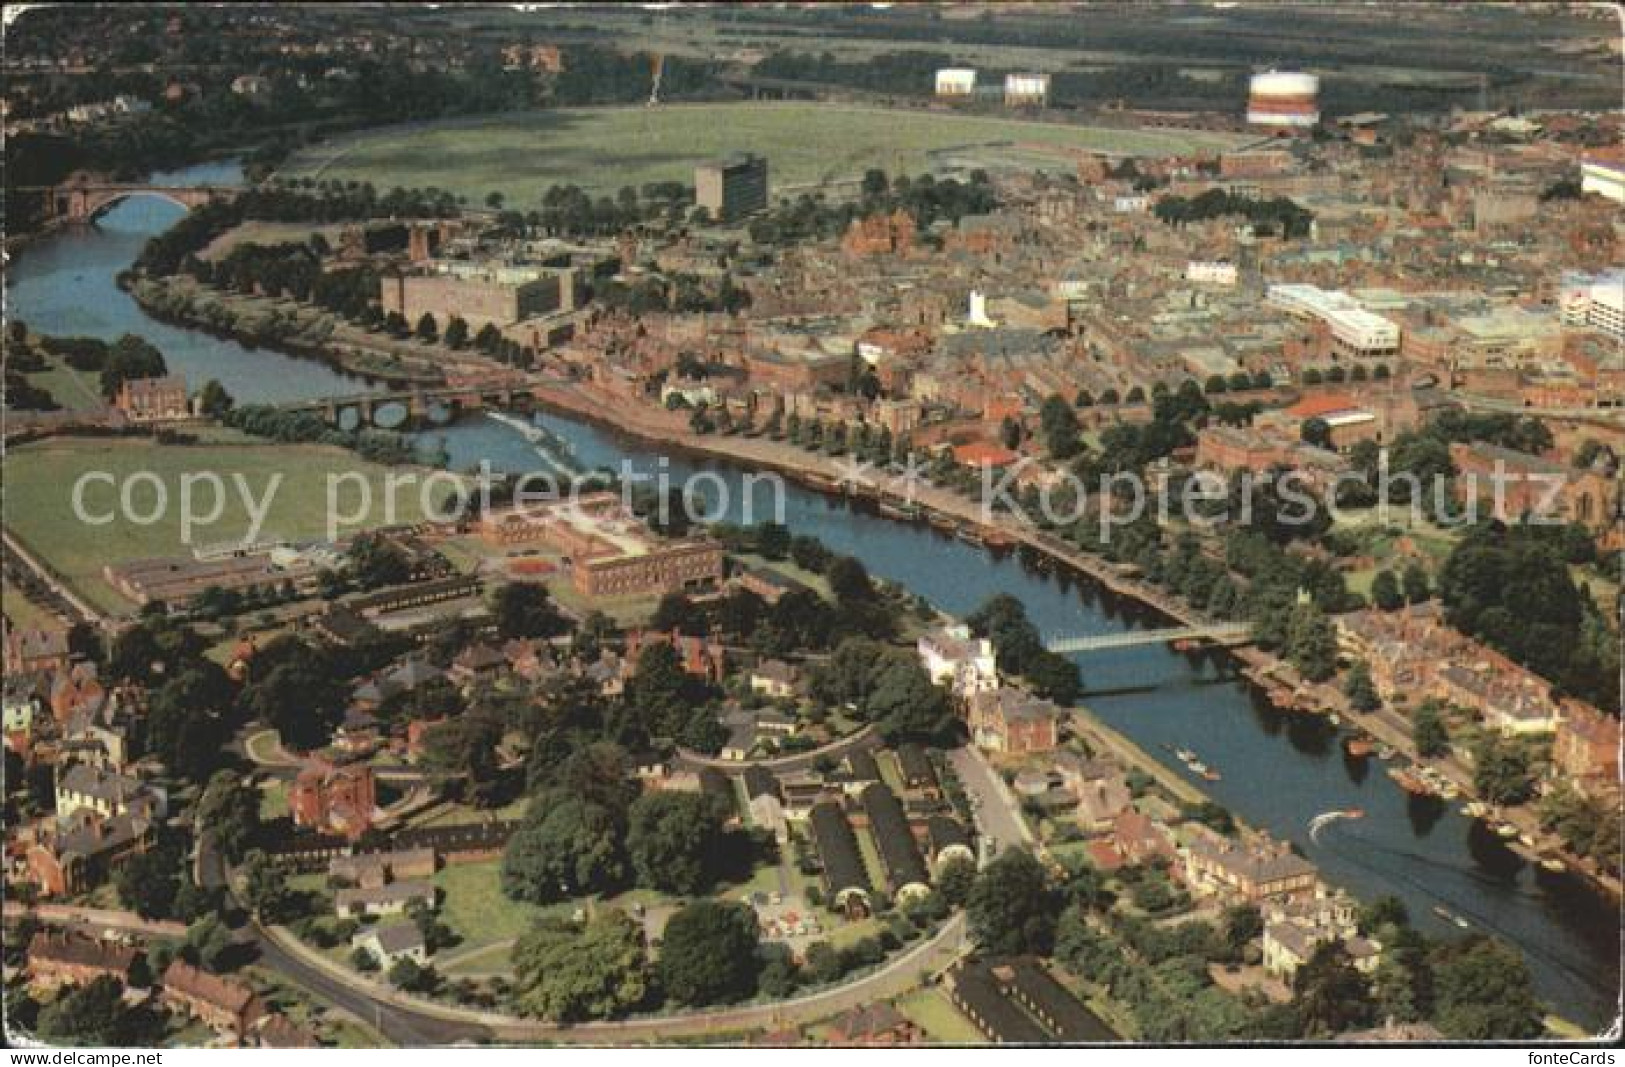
1247, 71, 1320, 129
917, 624, 999, 698
1560, 270, 1625, 340
1580, 152, 1625, 204
935, 68, 977, 97
1187, 260, 1239, 286
1267, 283, 1401, 358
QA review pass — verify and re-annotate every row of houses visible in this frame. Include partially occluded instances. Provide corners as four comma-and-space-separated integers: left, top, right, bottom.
1338, 603, 1622, 783
946, 958, 1109, 1044
24, 932, 317, 1047
742, 747, 974, 921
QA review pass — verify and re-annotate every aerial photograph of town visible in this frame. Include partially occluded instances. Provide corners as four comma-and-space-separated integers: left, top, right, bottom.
0, 1, 1620, 1054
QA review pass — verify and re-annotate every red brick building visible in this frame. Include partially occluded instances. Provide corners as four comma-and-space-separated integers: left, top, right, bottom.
1449, 441, 1620, 535
1552, 703, 1622, 798
25, 931, 137, 991
115, 375, 190, 423
842, 210, 917, 257
289, 761, 376, 840
161, 961, 264, 1040
968, 688, 1061, 755
4, 625, 70, 675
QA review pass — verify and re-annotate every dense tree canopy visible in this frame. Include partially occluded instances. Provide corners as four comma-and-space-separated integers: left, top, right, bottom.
626, 790, 726, 896
501, 792, 629, 903
1430, 936, 1543, 1039
657, 901, 762, 1007
967, 848, 1059, 956
511, 910, 650, 1021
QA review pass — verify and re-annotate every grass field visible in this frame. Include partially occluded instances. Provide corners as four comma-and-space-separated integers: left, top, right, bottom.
2, 576, 62, 631
282, 103, 1251, 203
2, 435, 441, 615
894, 988, 984, 1044
20, 352, 105, 412
433, 859, 556, 955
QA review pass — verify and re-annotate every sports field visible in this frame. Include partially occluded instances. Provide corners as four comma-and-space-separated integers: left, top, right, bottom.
2, 434, 443, 615
282, 102, 1253, 203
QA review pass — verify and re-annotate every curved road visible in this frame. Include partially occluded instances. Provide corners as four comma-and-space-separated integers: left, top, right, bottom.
198, 830, 970, 1045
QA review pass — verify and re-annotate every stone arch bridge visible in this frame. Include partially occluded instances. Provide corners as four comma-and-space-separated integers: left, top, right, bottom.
28, 181, 239, 223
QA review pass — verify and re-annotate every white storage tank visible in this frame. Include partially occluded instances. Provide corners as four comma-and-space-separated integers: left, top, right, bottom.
1003, 72, 1050, 106
1247, 70, 1320, 129
935, 68, 978, 96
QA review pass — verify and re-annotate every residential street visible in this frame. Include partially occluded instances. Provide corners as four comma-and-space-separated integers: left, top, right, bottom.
947, 745, 1033, 859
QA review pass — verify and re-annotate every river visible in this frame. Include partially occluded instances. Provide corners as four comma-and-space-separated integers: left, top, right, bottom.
5, 162, 1618, 1030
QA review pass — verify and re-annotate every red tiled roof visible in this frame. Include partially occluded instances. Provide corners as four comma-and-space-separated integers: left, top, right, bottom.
1283, 392, 1360, 420
952, 441, 1021, 467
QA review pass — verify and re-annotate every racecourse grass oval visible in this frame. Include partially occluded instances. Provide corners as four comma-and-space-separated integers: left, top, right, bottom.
282, 102, 1254, 203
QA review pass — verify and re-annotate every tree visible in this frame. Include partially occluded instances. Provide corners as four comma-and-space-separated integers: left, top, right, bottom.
185, 912, 236, 972
624, 641, 708, 738
1343, 661, 1380, 712
755, 521, 792, 560
511, 911, 650, 1021
415, 312, 438, 342
1284, 601, 1338, 682
967, 849, 1058, 955
1370, 570, 1404, 611
348, 532, 410, 588
1221, 904, 1263, 960
389, 956, 434, 992
145, 664, 233, 782
827, 556, 874, 603
1472, 735, 1535, 806
99, 333, 167, 398
1039, 393, 1081, 459
1293, 942, 1376, 1036
196, 770, 262, 863
1413, 701, 1449, 758
197, 378, 234, 417
936, 855, 976, 907
443, 316, 470, 350
658, 901, 761, 1006
420, 709, 505, 807
626, 790, 724, 895
239, 849, 298, 922
501, 794, 628, 902
1430, 936, 1542, 1039
238, 650, 344, 751
116, 844, 182, 920
491, 582, 567, 639
1300, 414, 1326, 448
649, 592, 702, 635
35, 976, 162, 1046
864, 655, 954, 743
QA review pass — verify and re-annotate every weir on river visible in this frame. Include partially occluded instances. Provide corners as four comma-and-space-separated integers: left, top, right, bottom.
5, 162, 1618, 1031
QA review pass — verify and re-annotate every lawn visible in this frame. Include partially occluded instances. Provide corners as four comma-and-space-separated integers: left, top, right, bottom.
2, 435, 441, 615
2, 577, 62, 631
894, 988, 984, 1044
433, 859, 556, 953
545, 574, 662, 627
282, 103, 1251, 204
410, 795, 529, 828
23, 353, 104, 412
199, 221, 346, 261
258, 779, 289, 822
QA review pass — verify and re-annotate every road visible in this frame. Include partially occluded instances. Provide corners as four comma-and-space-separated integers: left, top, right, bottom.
947, 745, 1033, 858
196, 828, 972, 1045
2, 528, 103, 625
675, 724, 879, 775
